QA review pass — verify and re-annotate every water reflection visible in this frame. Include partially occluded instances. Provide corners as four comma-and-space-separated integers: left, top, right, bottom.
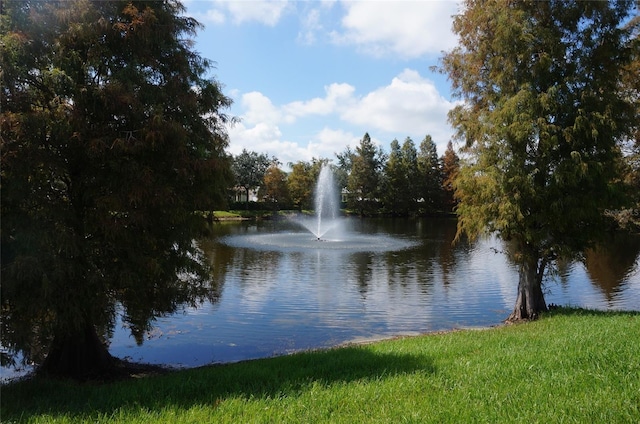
3, 218, 637, 381
67, 219, 640, 369
583, 232, 640, 304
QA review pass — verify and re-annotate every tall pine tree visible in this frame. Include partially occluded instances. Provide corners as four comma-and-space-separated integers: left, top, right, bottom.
347, 133, 385, 216
382, 139, 409, 216
417, 134, 443, 214
401, 137, 420, 213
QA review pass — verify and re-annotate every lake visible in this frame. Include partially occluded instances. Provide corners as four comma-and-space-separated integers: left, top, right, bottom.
107, 217, 640, 369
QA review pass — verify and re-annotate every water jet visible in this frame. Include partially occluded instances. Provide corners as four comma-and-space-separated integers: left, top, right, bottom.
222, 164, 416, 252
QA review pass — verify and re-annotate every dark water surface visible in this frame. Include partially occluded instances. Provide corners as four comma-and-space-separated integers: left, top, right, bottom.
107, 217, 639, 369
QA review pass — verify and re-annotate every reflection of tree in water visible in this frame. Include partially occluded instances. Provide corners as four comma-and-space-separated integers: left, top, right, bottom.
583, 233, 640, 302
438, 220, 470, 287
232, 248, 282, 290
197, 237, 230, 302
116, 238, 229, 347
548, 257, 574, 292
352, 252, 375, 297
377, 218, 472, 292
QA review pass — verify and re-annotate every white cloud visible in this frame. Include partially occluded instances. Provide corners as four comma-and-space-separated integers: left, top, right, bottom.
187, 0, 291, 26
297, 8, 322, 44
228, 123, 347, 167
232, 122, 282, 146
296, 0, 336, 44
188, 1, 458, 58
227, 69, 456, 167
227, 121, 308, 165
190, 7, 226, 25
283, 83, 355, 118
279, 71, 455, 146
240, 91, 284, 125
308, 127, 360, 158
225, 0, 292, 26
332, 1, 460, 58
342, 69, 457, 146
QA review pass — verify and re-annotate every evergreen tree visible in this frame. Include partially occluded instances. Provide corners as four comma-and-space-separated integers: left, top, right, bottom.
335, 146, 355, 201
382, 139, 409, 215
401, 137, 420, 213
417, 134, 443, 214
347, 133, 385, 216
439, 0, 637, 321
1, 0, 232, 378
440, 141, 460, 213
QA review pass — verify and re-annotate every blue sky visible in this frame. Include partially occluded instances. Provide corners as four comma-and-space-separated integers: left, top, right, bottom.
184, 1, 462, 168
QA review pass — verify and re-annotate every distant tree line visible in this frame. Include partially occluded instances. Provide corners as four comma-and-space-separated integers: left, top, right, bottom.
228, 134, 460, 217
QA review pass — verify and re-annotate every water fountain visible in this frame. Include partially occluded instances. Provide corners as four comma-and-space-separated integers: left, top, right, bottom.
296, 164, 343, 241
222, 164, 415, 252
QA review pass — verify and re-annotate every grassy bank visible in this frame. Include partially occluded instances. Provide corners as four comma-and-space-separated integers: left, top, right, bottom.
3, 308, 639, 423
210, 210, 310, 220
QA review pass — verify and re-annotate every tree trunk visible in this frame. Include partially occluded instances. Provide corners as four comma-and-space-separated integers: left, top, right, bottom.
38, 324, 116, 380
507, 254, 548, 322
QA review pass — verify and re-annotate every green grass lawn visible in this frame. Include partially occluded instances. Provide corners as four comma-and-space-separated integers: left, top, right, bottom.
211, 210, 303, 220
2, 308, 639, 423
211, 210, 244, 219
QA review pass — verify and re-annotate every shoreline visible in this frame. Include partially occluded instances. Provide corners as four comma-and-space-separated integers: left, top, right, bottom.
1, 323, 505, 385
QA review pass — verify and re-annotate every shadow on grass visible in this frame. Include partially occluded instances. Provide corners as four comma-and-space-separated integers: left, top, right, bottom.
3, 345, 435, 420
544, 306, 640, 318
